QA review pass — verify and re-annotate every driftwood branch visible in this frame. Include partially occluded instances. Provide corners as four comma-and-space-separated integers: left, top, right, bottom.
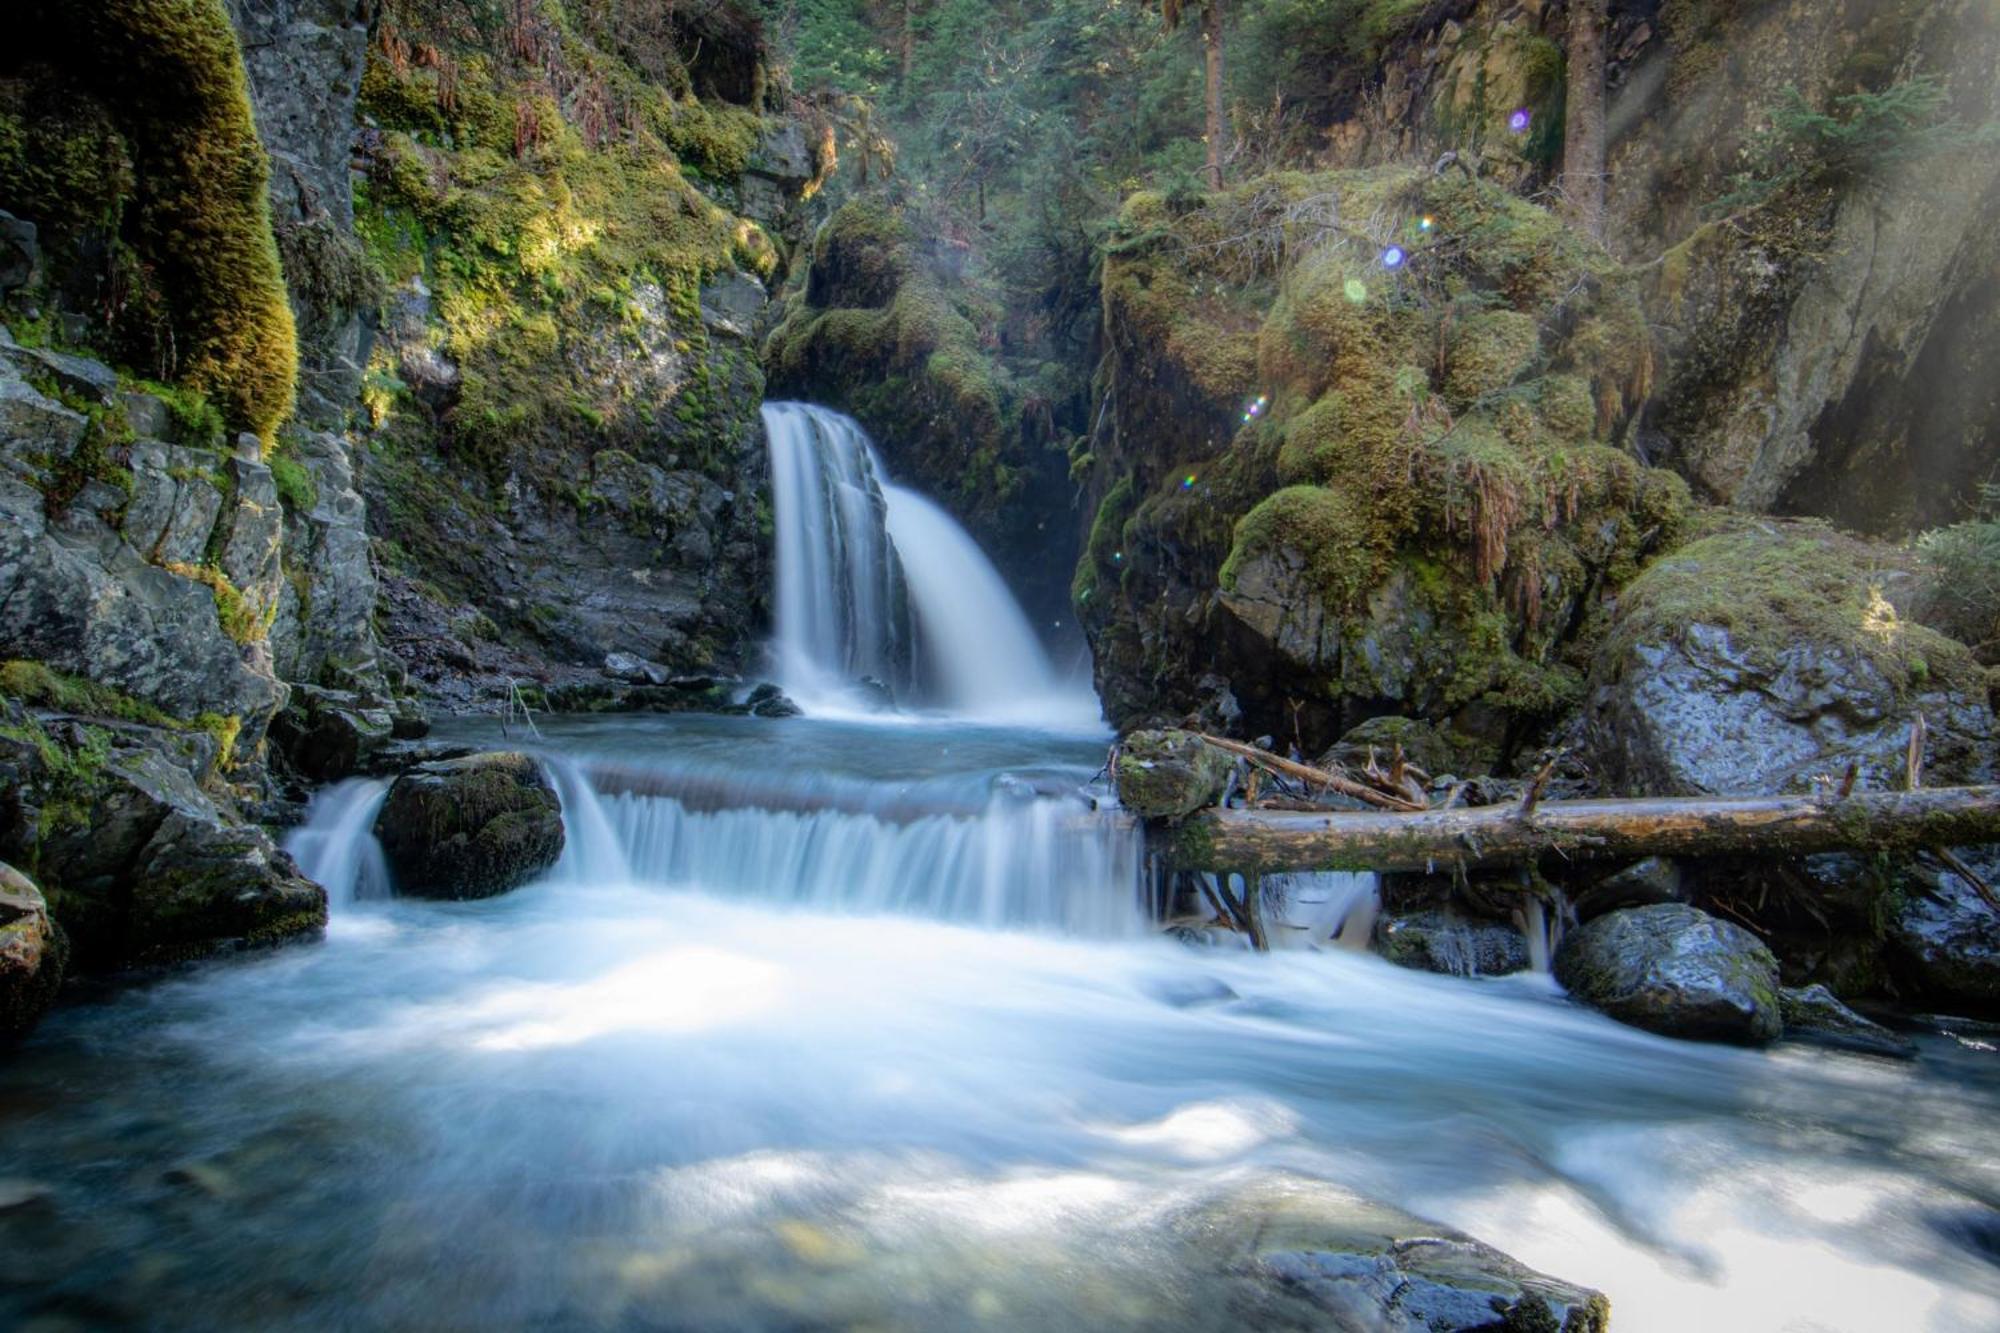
1193, 733, 1426, 812
1164, 786, 2000, 875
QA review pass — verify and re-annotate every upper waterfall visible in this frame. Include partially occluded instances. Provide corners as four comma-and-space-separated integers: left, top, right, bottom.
762, 402, 1099, 727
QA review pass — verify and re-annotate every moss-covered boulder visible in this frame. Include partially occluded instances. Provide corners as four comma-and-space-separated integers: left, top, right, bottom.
1115, 730, 1234, 819
0, 705, 324, 969
1583, 519, 1995, 796
374, 752, 564, 900
1554, 903, 1783, 1045
1076, 166, 1688, 753
1, 860, 65, 1039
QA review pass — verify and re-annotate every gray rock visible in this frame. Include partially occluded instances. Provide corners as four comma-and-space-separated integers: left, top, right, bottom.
1115, 729, 1234, 818
1554, 903, 1783, 1045
744, 682, 802, 719
268, 684, 393, 782
1375, 910, 1530, 978
1193, 1177, 1609, 1332
0, 336, 118, 405
0, 476, 284, 728
1887, 865, 2000, 1009
604, 651, 672, 686
699, 270, 767, 340
270, 430, 383, 694
0, 364, 87, 484
1779, 984, 1914, 1059
119, 388, 173, 441
1, 861, 66, 1039
374, 752, 565, 900
122, 443, 227, 566
1576, 856, 1687, 920
0, 211, 36, 293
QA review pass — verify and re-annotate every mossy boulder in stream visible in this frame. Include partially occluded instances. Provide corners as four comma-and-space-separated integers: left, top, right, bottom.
1115, 730, 1233, 819
1555, 903, 1782, 1045
374, 752, 564, 900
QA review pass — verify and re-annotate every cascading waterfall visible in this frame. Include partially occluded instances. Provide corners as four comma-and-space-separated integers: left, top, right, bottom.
283, 779, 392, 906
762, 402, 1097, 725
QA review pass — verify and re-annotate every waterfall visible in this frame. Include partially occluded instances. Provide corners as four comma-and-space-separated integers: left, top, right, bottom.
762, 402, 1098, 726
543, 755, 634, 885
283, 779, 392, 907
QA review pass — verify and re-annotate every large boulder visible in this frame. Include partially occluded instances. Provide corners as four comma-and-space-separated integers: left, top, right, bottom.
374, 752, 564, 900
1554, 903, 1783, 1045
1, 861, 65, 1039
1584, 521, 1994, 795
0, 712, 325, 969
1115, 730, 1233, 818
268, 683, 394, 783
1886, 864, 2000, 1010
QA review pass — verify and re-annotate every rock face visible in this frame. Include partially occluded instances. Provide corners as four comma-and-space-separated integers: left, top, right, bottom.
1585, 521, 1994, 796
1556, 904, 1782, 1045
1887, 865, 2000, 1010
374, 753, 565, 900
1196, 1177, 1609, 1332
0, 861, 65, 1039
1115, 730, 1233, 819
1779, 984, 1912, 1059
0, 708, 326, 969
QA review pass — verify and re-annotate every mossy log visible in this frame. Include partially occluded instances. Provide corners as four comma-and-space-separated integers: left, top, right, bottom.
1166, 787, 2000, 875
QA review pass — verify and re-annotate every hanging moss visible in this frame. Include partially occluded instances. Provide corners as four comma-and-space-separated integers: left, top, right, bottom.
22, 0, 301, 445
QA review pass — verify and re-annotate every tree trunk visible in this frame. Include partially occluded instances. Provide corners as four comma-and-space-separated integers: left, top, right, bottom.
1561, 0, 1608, 236
901, 0, 917, 81
1201, 1, 1227, 190
1164, 787, 2000, 875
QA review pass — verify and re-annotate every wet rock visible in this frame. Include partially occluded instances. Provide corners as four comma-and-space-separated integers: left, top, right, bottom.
744, 683, 802, 719
268, 685, 393, 782
1554, 903, 1782, 1045
374, 752, 565, 900
0, 723, 325, 969
1375, 910, 1529, 978
1196, 1177, 1609, 1332
1886, 864, 2000, 1009
0, 339, 118, 406
1583, 522, 1994, 796
1779, 984, 1914, 1059
1115, 730, 1233, 819
1574, 856, 1687, 920
1, 861, 66, 1040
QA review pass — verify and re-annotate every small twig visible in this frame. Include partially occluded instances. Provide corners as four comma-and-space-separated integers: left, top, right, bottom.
1195, 733, 1426, 812
1936, 847, 2000, 916
1907, 713, 1928, 791
1519, 755, 1559, 818
1837, 760, 1859, 800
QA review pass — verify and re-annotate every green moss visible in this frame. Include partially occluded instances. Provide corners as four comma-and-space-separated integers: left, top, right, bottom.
1221, 485, 1383, 613
268, 448, 318, 514
0, 660, 175, 726
40, 0, 301, 444
163, 561, 265, 645
1445, 309, 1543, 403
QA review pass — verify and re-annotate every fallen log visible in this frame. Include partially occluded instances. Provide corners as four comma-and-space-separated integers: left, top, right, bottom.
1164, 786, 2000, 875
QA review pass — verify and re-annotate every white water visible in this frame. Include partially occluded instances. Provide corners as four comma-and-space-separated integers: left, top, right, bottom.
282, 778, 391, 906
8, 713, 1999, 1331
762, 402, 1100, 728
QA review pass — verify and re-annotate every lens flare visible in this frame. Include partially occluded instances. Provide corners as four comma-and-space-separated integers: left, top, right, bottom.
1419, 216, 1435, 232
1380, 245, 1406, 270
1343, 279, 1368, 304
1509, 108, 1532, 134
1181, 474, 1196, 491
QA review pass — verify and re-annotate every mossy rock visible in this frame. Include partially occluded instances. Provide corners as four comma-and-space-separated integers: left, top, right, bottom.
1, 861, 66, 1040
1115, 730, 1234, 819
374, 751, 565, 900
10, 0, 300, 443
1554, 903, 1783, 1045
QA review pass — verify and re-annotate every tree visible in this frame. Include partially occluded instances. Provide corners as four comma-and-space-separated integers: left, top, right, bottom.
1561, 0, 1608, 236
1157, 0, 1228, 190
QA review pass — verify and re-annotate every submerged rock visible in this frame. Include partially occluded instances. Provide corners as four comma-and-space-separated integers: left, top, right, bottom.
0, 862, 65, 1039
1779, 984, 1914, 1059
743, 683, 801, 719
1554, 903, 1782, 1045
1886, 864, 2000, 1009
1195, 1177, 1609, 1332
1115, 730, 1233, 819
1375, 909, 1530, 978
374, 753, 564, 900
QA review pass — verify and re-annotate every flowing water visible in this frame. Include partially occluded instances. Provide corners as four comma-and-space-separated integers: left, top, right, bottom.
2, 407, 1997, 1330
